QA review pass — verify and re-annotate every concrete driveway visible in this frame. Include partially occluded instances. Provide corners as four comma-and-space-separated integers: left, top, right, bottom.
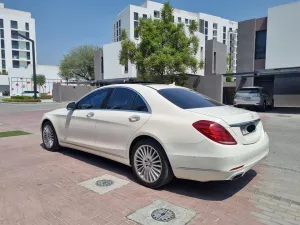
0, 104, 300, 225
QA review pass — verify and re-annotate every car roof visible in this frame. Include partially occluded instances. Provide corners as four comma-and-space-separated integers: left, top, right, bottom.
103, 83, 183, 90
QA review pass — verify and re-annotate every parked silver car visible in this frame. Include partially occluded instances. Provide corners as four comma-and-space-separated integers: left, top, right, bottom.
233, 87, 274, 111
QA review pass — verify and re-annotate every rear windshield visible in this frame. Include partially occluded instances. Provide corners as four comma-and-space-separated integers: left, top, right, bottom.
237, 88, 260, 94
158, 88, 223, 109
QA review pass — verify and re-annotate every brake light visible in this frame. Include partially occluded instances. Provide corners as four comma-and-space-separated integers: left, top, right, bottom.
192, 120, 237, 145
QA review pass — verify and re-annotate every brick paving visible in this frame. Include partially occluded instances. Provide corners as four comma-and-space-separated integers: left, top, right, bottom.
0, 105, 299, 225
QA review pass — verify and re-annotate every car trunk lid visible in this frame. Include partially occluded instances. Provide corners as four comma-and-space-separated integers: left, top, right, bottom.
188, 106, 263, 145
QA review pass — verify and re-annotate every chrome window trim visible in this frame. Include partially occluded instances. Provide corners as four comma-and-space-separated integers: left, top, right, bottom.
230, 119, 261, 127
74, 86, 152, 114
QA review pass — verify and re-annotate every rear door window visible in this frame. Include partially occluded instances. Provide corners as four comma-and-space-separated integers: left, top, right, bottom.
158, 88, 223, 109
106, 88, 137, 110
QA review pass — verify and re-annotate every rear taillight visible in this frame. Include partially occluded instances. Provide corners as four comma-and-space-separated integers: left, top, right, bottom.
192, 120, 237, 145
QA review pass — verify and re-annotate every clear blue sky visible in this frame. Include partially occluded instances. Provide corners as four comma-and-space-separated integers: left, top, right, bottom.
2, 0, 297, 65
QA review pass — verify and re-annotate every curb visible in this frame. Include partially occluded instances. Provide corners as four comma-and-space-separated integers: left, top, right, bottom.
0, 101, 64, 104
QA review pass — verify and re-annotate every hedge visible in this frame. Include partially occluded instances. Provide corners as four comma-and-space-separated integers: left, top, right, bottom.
2, 98, 41, 103
11, 96, 33, 100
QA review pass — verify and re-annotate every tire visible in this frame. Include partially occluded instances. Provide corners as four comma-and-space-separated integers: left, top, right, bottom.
42, 121, 60, 152
131, 139, 174, 189
259, 101, 267, 112
270, 99, 274, 110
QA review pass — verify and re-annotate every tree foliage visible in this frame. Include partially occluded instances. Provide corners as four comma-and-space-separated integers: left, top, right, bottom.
119, 2, 201, 85
32, 74, 45, 87
59, 45, 98, 81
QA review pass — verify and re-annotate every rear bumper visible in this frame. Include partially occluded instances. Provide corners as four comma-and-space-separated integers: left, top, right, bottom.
234, 100, 262, 107
167, 132, 269, 182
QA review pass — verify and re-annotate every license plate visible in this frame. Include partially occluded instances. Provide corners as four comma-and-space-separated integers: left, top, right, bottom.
243, 97, 251, 100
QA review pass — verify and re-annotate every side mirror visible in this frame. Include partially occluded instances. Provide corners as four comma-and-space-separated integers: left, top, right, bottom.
66, 102, 76, 110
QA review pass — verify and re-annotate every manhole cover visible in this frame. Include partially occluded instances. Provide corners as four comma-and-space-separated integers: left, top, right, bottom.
95, 179, 114, 187
151, 208, 175, 222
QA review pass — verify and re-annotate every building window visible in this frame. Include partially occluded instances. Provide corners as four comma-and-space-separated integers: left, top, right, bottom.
12, 50, 19, 59
213, 23, 218, 29
124, 61, 128, 73
205, 36, 208, 40
0, 19, 3, 29
2, 60, 5, 69
1, 39, 4, 49
255, 30, 267, 59
213, 30, 217, 37
13, 60, 19, 68
223, 33, 226, 39
0, 29, 3, 39
205, 21, 208, 27
199, 19, 204, 33
26, 32, 29, 38
189, 19, 192, 24
134, 21, 139, 38
101, 56, 104, 74
26, 52, 30, 60
229, 27, 232, 32
213, 52, 216, 74
223, 40, 226, 44
1, 50, 5, 59
178, 17, 182, 23
143, 14, 147, 19
154, 10, 160, 18
11, 30, 19, 39
185, 19, 188, 24
12, 40, 18, 49
200, 47, 203, 61
134, 12, 139, 21
25, 22, 29, 31
26, 42, 30, 50
223, 26, 226, 32
11, 20, 18, 29
118, 20, 121, 40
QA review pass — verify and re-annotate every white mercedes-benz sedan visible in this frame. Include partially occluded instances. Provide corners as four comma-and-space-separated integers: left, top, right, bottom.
40, 84, 269, 188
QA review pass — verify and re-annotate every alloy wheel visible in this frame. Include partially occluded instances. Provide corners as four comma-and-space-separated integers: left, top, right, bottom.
134, 145, 162, 183
43, 125, 54, 149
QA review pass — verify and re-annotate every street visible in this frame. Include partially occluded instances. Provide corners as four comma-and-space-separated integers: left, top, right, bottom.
0, 103, 300, 225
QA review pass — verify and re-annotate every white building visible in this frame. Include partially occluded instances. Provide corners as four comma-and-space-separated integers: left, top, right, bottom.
105, 0, 238, 80
0, 3, 36, 72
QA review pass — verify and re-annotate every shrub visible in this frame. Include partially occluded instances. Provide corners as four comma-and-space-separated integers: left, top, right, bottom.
2, 98, 41, 103
226, 76, 233, 82
40, 95, 53, 99
11, 96, 33, 100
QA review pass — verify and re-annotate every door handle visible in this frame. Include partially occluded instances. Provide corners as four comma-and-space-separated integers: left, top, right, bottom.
86, 112, 94, 118
129, 115, 140, 122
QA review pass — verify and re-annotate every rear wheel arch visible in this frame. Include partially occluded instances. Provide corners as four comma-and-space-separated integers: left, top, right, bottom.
129, 135, 170, 166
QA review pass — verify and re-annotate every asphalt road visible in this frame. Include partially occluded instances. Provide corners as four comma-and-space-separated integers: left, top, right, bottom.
0, 102, 66, 115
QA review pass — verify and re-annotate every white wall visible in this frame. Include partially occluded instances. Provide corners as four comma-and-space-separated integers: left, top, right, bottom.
103, 42, 137, 79
266, 2, 300, 69
8, 65, 61, 95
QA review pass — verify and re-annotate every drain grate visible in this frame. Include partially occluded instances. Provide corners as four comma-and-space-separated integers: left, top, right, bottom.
95, 179, 114, 187
151, 208, 175, 222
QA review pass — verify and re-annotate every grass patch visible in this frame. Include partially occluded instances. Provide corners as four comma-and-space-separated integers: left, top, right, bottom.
2, 98, 41, 102
0, 130, 31, 138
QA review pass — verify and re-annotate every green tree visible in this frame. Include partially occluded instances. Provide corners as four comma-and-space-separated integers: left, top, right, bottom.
32, 74, 45, 91
119, 2, 202, 85
59, 45, 98, 81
